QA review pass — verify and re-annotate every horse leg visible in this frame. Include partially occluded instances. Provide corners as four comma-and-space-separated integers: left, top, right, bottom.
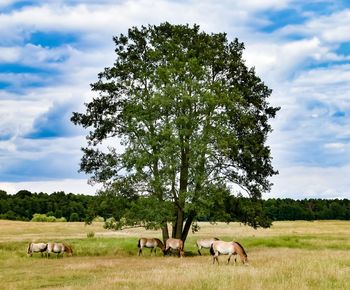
213, 252, 219, 265
227, 253, 232, 264
215, 255, 219, 265
138, 247, 142, 256
164, 247, 169, 256
197, 246, 202, 256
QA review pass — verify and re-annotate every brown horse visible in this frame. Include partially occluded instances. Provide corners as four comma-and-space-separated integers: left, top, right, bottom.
137, 238, 164, 256
164, 238, 184, 257
47, 242, 73, 258
196, 238, 220, 255
210, 240, 248, 265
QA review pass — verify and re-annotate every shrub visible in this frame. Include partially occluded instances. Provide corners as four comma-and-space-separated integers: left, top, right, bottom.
69, 212, 80, 222
87, 231, 95, 238
30, 213, 66, 222
93, 216, 105, 222
31, 213, 56, 222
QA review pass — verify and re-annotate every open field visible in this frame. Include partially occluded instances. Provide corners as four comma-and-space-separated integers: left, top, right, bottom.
0, 220, 349, 289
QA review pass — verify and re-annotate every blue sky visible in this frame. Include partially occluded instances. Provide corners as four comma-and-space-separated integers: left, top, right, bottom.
1, 0, 350, 198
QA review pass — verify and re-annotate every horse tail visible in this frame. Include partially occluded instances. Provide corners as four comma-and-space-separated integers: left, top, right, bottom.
180, 240, 184, 251
214, 237, 220, 241
137, 238, 141, 248
234, 241, 247, 257
210, 243, 215, 256
27, 242, 31, 254
179, 240, 185, 257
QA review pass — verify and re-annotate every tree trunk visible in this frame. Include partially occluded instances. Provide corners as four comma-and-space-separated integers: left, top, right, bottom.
181, 211, 195, 242
161, 223, 169, 243
174, 208, 184, 239
171, 221, 176, 238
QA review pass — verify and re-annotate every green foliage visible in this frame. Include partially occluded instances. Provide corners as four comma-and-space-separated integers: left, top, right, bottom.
31, 213, 66, 222
225, 196, 272, 228
103, 196, 173, 230
69, 212, 80, 222
92, 216, 105, 222
1, 189, 349, 223
71, 22, 280, 240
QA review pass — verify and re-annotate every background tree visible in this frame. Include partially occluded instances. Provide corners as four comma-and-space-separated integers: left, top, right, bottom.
71, 23, 279, 243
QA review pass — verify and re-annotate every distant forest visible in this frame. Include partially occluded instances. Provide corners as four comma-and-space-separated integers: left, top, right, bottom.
0, 189, 349, 223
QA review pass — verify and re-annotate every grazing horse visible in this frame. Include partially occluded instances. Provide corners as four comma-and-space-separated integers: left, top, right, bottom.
210, 240, 248, 265
47, 242, 73, 258
196, 238, 220, 255
27, 242, 47, 257
164, 238, 184, 257
137, 238, 165, 256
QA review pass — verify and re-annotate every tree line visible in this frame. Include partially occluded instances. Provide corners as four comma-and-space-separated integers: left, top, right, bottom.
1, 189, 349, 223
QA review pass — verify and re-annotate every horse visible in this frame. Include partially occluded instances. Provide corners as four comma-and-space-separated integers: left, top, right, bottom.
210, 240, 248, 265
196, 237, 220, 255
27, 242, 48, 257
137, 238, 165, 256
47, 242, 73, 258
164, 238, 184, 257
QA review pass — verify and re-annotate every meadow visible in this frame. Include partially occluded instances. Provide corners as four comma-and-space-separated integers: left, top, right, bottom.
0, 220, 349, 290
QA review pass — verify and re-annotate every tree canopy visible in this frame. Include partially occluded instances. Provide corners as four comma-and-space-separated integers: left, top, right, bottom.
71, 23, 280, 242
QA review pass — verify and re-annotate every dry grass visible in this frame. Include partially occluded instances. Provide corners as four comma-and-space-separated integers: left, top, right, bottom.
0, 220, 349, 289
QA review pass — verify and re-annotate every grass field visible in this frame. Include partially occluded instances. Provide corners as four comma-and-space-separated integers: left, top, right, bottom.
0, 220, 349, 289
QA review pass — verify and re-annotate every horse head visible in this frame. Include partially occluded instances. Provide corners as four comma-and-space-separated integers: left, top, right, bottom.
233, 241, 248, 264
64, 243, 73, 256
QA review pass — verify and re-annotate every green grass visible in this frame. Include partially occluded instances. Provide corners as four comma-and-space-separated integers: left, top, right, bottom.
0, 220, 349, 289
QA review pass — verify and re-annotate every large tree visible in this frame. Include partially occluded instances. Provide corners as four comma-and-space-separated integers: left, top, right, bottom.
71, 23, 279, 243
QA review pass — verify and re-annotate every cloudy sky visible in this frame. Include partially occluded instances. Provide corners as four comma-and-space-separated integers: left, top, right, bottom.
0, 0, 350, 199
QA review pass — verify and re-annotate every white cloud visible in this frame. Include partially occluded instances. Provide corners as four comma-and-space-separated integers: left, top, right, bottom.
269, 164, 350, 199
1, 0, 350, 199
279, 9, 350, 43
0, 99, 49, 138
324, 142, 347, 151
0, 0, 17, 8
0, 46, 20, 62
0, 179, 100, 195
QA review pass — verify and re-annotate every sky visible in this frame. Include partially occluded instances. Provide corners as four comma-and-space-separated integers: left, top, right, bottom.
0, 0, 350, 199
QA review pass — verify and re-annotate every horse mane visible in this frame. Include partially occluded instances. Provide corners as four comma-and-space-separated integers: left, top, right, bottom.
154, 238, 164, 248
234, 241, 247, 257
